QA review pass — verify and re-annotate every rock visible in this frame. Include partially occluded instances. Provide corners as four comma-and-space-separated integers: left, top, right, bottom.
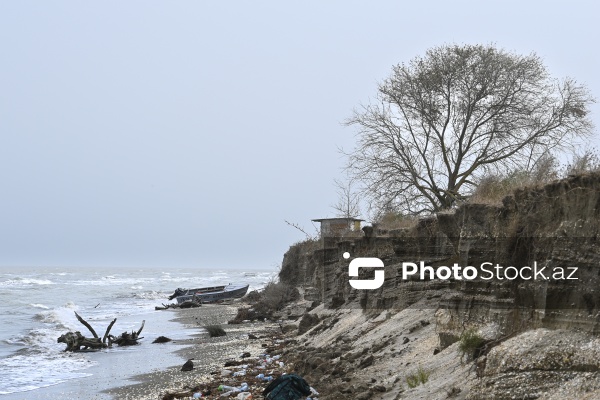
298, 313, 320, 335
181, 359, 194, 371
280, 324, 297, 334
358, 355, 374, 369
469, 329, 600, 399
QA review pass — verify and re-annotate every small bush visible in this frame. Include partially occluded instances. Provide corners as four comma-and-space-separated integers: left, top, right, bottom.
257, 281, 300, 312
406, 366, 430, 388
229, 281, 300, 324
243, 290, 261, 303
205, 325, 226, 337
459, 328, 485, 359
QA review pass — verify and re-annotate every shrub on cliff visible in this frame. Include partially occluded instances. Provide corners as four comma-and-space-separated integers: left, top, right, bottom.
459, 328, 485, 360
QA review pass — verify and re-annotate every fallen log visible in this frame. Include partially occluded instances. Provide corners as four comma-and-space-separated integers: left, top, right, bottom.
57, 312, 144, 351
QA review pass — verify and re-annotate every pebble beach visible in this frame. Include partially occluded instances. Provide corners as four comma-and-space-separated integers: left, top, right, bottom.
106, 304, 286, 400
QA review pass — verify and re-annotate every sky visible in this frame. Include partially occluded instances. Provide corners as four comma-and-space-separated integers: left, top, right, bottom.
0, 1, 599, 270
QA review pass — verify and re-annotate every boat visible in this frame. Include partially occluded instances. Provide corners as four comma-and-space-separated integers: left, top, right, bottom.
168, 283, 249, 304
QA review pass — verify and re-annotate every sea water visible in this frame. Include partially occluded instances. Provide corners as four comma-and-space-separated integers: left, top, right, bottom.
0, 266, 274, 398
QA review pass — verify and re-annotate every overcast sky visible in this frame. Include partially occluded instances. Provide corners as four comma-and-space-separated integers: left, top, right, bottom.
1, 1, 598, 270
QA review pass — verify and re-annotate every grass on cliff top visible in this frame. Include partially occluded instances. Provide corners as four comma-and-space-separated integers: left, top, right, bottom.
469, 152, 600, 205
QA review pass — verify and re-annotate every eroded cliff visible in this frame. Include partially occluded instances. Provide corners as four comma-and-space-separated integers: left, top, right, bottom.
277, 173, 600, 399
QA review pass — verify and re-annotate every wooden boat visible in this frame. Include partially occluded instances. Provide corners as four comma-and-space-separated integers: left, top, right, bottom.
168, 284, 249, 304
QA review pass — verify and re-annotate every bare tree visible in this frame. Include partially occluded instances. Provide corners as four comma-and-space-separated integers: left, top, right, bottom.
331, 178, 361, 218
346, 44, 595, 214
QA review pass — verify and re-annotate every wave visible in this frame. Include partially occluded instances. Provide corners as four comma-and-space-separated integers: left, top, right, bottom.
116, 290, 168, 300
29, 303, 50, 309
32, 302, 79, 331
0, 278, 54, 287
0, 350, 94, 395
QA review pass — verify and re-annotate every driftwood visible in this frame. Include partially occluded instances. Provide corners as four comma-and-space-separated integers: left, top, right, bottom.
108, 320, 145, 346
155, 299, 201, 310
57, 312, 144, 352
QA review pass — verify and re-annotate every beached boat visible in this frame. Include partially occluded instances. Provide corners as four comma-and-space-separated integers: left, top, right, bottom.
168, 283, 249, 304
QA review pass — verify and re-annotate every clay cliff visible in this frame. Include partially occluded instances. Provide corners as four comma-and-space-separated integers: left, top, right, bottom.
277, 173, 600, 399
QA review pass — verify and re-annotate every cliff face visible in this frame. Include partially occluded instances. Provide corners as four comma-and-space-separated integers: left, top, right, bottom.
280, 173, 600, 346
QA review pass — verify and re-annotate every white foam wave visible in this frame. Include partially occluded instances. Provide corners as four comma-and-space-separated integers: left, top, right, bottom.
114, 290, 168, 301
33, 302, 79, 331
29, 303, 49, 309
0, 351, 94, 395
0, 278, 54, 287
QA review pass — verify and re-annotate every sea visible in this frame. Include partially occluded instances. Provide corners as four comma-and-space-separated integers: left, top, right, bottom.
0, 266, 275, 399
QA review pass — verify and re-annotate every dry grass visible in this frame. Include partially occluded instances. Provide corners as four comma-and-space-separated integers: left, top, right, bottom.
406, 366, 430, 388
374, 211, 418, 231
470, 152, 600, 205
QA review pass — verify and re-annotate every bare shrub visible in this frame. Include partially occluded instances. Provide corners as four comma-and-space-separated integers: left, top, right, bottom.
254, 281, 300, 314
566, 150, 600, 175
229, 281, 300, 324
243, 290, 261, 303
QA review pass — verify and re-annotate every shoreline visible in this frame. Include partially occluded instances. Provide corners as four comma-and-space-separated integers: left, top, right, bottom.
106, 303, 280, 400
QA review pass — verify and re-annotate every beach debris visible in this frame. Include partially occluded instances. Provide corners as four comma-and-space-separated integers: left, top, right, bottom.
262, 374, 312, 400
154, 299, 202, 310
181, 359, 194, 371
179, 299, 202, 308
153, 335, 173, 343
161, 385, 208, 400
218, 382, 250, 397
163, 329, 317, 400
56, 312, 144, 351
255, 373, 274, 382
